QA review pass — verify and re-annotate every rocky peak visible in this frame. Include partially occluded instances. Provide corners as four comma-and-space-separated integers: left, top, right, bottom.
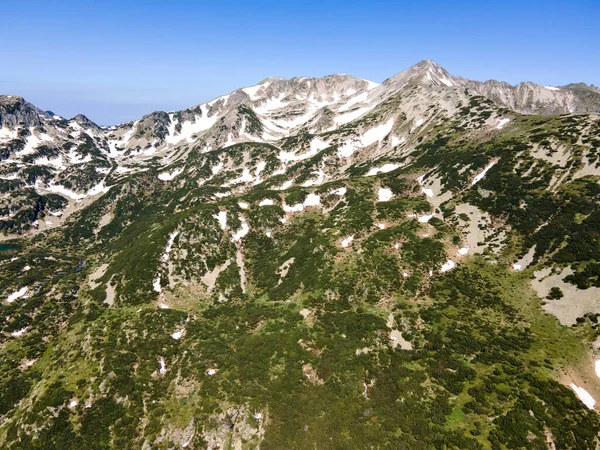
241, 73, 375, 106
134, 110, 172, 142
383, 60, 458, 91
0, 95, 44, 129
72, 113, 99, 129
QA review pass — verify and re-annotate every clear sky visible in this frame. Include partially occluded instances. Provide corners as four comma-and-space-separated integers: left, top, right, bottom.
1, 0, 598, 125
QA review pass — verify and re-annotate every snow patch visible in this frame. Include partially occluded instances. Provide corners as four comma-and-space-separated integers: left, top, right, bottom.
242, 82, 268, 100
278, 137, 328, 163
414, 213, 434, 223
165, 106, 218, 144
276, 180, 293, 190
471, 161, 497, 186
341, 236, 354, 248
214, 211, 227, 230
282, 193, 320, 213
153, 276, 162, 293
412, 118, 424, 131
337, 118, 394, 158
283, 203, 304, 213
6, 286, 28, 303
231, 218, 250, 242
47, 180, 112, 201
422, 188, 434, 198
337, 141, 357, 158
333, 106, 371, 126
303, 193, 321, 207
378, 188, 393, 202
361, 118, 394, 147
259, 199, 275, 206
366, 163, 401, 177
171, 329, 185, 340
161, 231, 179, 263
391, 136, 406, 147
302, 169, 326, 187
228, 167, 254, 185
11, 327, 29, 338
570, 383, 596, 409
440, 260, 455, 272
254, 93, 288, 114
496, 118, 510, 129
159, 357, 167, 375
158, 167, 184, 181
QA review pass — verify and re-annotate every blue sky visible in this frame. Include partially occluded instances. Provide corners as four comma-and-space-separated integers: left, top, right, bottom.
1, 0, 598, 124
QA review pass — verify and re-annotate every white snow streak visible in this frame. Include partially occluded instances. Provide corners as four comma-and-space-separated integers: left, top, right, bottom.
471, 161, 497, 186
366, 163, 401, 177
158, 167, 184, 181
161, 231, 179, 263
159, 357, 167, 375
496, 118, 510, 129
570, 383, 596, 409
6, 286, 28, 303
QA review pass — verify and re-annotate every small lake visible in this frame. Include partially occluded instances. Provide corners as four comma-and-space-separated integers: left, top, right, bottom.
0, 243, 20, 254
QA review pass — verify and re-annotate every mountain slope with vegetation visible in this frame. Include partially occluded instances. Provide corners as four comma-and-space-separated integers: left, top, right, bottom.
1, 61, 600, 449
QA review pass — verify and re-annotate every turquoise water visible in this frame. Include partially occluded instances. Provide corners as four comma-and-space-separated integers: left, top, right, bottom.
0, 243, 20, 254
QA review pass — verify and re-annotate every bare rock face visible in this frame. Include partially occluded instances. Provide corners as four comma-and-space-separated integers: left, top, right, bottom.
134, 110, 172, 142
457, 77, 600, 115
381, 59, 459, 90
0, 96, 44, 129
381, 60, 600, 115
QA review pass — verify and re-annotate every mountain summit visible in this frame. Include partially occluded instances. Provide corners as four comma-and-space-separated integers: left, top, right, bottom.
383, 59, 458, 88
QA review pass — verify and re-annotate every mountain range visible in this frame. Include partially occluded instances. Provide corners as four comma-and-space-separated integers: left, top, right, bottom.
1, 60, 600, 449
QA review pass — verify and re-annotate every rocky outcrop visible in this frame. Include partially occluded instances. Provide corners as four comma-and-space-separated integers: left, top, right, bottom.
0, 96, 44, 129
457, 77, 600, 115
133, 110, 172, 142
